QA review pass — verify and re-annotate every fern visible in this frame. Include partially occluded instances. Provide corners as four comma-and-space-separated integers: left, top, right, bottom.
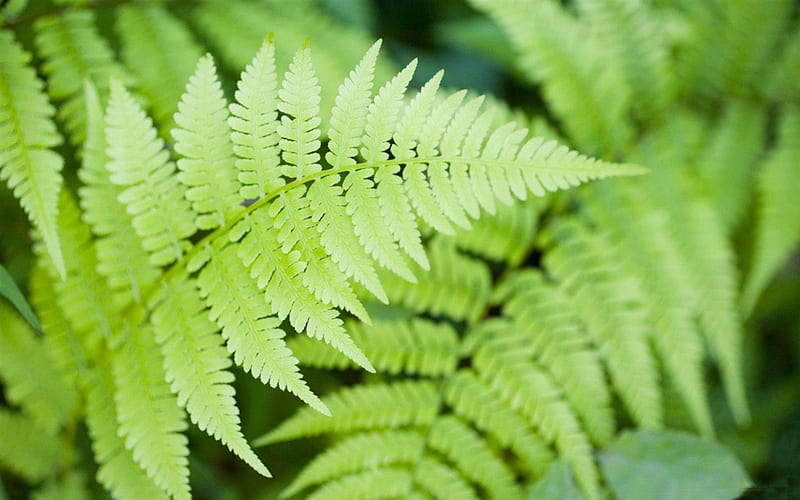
0, 18, 639, 495
0, 30, 64, 276
742, 107, 800, 314
2, 0, 783, 498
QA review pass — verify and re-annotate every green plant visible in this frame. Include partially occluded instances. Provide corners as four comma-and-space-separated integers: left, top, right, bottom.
1, 0, 798, 499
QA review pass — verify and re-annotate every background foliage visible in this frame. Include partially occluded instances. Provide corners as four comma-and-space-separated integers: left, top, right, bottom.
1, 0, 799, 499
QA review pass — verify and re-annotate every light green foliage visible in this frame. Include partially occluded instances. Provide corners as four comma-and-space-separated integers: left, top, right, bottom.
105, 79, 196, 266
79, 81, 159, 305
0, 303, 77, 433
33, 10, 127, 145
173, 55, 241, 231
0, 0, 783, 498
0, 410, 63, 482
469, 0, 632, 156
85, 360, 169, 500
742, 107, 800, 314
0, 30, 64, 277
115, 4, 202, 131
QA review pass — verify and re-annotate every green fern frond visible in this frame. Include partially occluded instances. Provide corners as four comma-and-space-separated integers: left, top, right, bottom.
583, 181, 713, 437
112, 324, 191, 500
85, 360, 168, 500
229, 37, 284, 199
115, 4, 202, 131
543, 217, 663, 430
0, 302, 77, 433
33, 10, 126, 145
79, 81, 158, 305
444, 370, 554, 478
255, 380, 440, 446
198, 245, 327, 414
0, 409, 63, 482
0, 30, 64, 277
306, 468, 412, 500
173, 54, 241, 231
493, 270, 615, 445
283, 430, 424, 498
428, 415, 524, 499
191, 0, 395, 131
29, 263, 86, 387
473, 338, 601, 500
742, 107, 800, 314
675, 0, 793, 98
576, 0, 675, 117
378, 238, 492, 324
290, 317, 459, 376
105, 79, 195, 266
31, 470, 88, 500
149, 275, 269, 477
643, 167, 749, 425
469, 0, 632, 156
39, 192, 112, 358
446, 197, 540, 265
697, 100, 767, 232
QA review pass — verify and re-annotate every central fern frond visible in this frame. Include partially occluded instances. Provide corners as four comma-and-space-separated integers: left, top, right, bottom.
40, 35, 642, 499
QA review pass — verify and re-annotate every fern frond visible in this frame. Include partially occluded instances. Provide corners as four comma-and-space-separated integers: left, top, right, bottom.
191, 0, 395, 131
79, 81, 158, 305
445, 370, 554, 477
742, 107, 800, 314
255, 381, 440, 445
85, 360, 168, 500
229, 37, 283, 199
115, 4, 202, 130
676, 0, 793, 98
236, 208, 373, 371
641, 167, 749, 425
149, 275, 269, 477
172, 54, 241, 230
370, 60, 428, 269
697, 100, 767, 232
0, 409, 62, 482
112, 324, 191, 500
543, 217, 662, 430
446, 198, 540, 265
290, 317, 459, 376
39, 192, 112, 358
33, 10, 126, 145
105, 79, 195, 266
0, 302, 77, 433
283, 430, 425, 498
0, 30, 64, 276
378, 238, 491, 324
29, 263, 86, 387
576, 0, 675, 117
493, 270, 615, 445
473, 339, 601, 500
428, 415, 524, 499
468, 0, 632, 156
31, 470, 88, 500
198, 245, 327, 414
584, 181, 713, 437
306, 468, 412, 500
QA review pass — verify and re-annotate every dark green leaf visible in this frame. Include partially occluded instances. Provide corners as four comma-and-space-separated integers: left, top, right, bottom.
0, 264, 42, 335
